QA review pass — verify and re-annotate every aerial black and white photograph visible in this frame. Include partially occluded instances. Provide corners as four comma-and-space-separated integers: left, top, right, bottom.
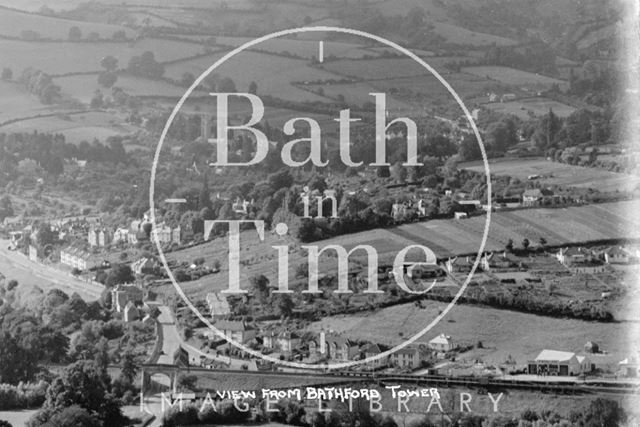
0, 0, 638, 426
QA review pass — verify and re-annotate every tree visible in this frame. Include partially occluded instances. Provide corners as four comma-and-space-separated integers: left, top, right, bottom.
458, 133, 482, 161
0, 195, 13, 220
68, 26, 82, 41
100, 56, 118, 72
582, 398, 625, 427
522, 238, 530, 251
538, 237, 547, 248
217, 77, 236, 92
275, 294, 294, 317
248, 81, 257, 94
181, 72, 195, 87
250, 274, 270, 302
505, 239, 514, 252
45, 405, 100, 427
0, 421, 12, 427
0, 332, 39, 384
1, 67, 12, 80
97, 72, 117, 88
105, 264, 134, 287
198, 173, 211, 210
42, 360, 126, 427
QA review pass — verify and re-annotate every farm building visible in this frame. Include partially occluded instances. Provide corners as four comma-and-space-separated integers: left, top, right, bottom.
584, 341, 599, 354
123, 301, 140, 322
527, 349, 592, 376
428, 334, 455, 352
618, 357, 640, 377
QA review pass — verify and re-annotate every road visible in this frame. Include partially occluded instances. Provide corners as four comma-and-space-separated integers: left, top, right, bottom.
0, 238, 104, 300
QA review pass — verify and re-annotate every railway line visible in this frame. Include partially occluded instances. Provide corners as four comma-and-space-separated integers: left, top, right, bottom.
140, 364, 640, 396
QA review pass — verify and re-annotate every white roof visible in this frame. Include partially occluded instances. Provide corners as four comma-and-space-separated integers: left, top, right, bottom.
535, 349, 576, 362
429, 334, 452, 344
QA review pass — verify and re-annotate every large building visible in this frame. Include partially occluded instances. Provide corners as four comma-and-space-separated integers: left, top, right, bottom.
309, 332, 360, 361
88, 226, 112, 247
205, 292, 230, 318
527, 349, 592, 376
213, 320, 255, 343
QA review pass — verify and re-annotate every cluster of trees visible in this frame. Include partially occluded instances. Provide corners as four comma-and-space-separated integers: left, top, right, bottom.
0, 195, 13, 221
127, 51, 164, 79
97, 55, 118, 89
19, 68, 61, 104
484, 40, 557, 75
0, 132, 130, 184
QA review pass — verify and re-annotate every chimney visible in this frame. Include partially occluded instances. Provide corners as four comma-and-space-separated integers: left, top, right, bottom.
319, 330, 326, 354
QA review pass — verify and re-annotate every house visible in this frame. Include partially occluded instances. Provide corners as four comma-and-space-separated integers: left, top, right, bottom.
111, 285, 144, 313
309, 331, 360, 361
213, 320, 256, 343
131, 257, 158, 276
500, 93, 517, 102
428, 334, 454, 352
60, 246, 93, 271
151, 223, 181, 245
123, 301, 140, 322
363, 343, 389, 369
522, 189, 544, 206
205, 292, 230, 317
276, 331, 301, 353
556, 247, 591, 266
232, 198, 253, 215
603, 247, 629, 264
527, 349, 592, 376
390, 347, 421, 370
88, 226, 112, 247
454, 211, 468, 220
618, 357, 640, 377
113, 227, 129, 244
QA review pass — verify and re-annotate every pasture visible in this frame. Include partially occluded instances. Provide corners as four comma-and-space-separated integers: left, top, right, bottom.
0, 38, 206, 76
320, 200, 639, 259
164, 50, 342, 102
55, 74, 207, 102
0, 7, 133, 39
0, 80, 58, 124
216, 36, 382, 59
1, 111, 141, 144
432, 22, 518, 47
462, 157, 640, 192
307, 299, 627, 367
483, 97, 576, 119
462, 66, 568, 91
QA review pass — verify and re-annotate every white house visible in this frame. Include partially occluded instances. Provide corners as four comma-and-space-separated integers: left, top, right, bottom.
603, 247, 629, 264
205, 292, 230, 317
390, 347, 421, 370
428, 334, 454, 352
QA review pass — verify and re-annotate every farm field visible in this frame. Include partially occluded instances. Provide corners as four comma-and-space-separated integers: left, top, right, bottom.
483, 97, 576, 119
164, 50, 341, 102
215, 36, 382, 59
432, 22, 518, 46
371, 72, 491, 99
462, 157, 640, 192
307, 81, 412, 111
307, 299, 627, 366
462, 66, 568, 91
0, 38, 206, 76
321, 200, 639, 259
1, 111, 141, 144
0, 80, 63, 124
323, 58, 431, 80
0, 7, 133, 39
55, 74, 207, 103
